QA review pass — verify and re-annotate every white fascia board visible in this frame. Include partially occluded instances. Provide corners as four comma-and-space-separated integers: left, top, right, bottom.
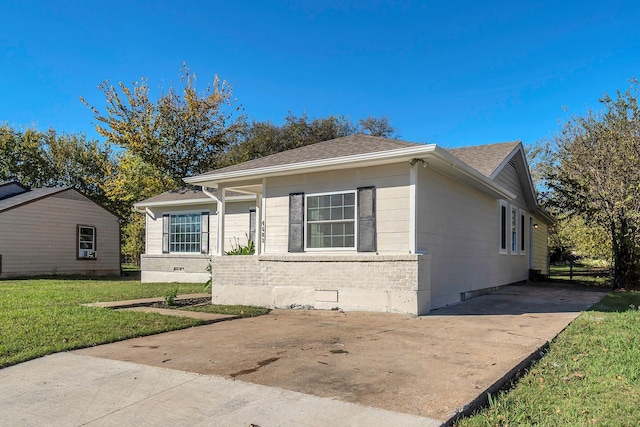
489, 144, 539, 209
182, 143, 514, 200
134, 195, 255, 209
183, 145, 439, 186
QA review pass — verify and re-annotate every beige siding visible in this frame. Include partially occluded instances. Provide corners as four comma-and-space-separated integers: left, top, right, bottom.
262, 163, 410, 254
0, 190, 120, 278
493, 161, 526, 203
531, 221, 549, 273
144, 201, 254, 255
416, 167, 529, 308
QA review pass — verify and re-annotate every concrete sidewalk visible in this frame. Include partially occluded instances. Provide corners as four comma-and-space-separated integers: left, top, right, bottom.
0, 353, 437, 427
1, 284, 607, 426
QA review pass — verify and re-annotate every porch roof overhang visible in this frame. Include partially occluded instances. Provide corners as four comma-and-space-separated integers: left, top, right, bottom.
133, 194, 255, 209
183, 145, 516, 200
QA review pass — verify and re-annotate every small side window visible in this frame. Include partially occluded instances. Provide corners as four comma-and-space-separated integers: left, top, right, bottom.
499, 201, 508, 254
77, 225, 97, 259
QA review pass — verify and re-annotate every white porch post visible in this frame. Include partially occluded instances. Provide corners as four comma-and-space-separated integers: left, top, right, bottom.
260, 178, 267, 255
216, 188, 226, 256
256, 193, 263, 255
409, 163, 418, 254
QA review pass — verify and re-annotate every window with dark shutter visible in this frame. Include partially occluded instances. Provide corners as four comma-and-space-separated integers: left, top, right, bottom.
288, 193, 305, 252
162, 214, 170, 254
201, 212, 209, 254
357, 187, 376, 252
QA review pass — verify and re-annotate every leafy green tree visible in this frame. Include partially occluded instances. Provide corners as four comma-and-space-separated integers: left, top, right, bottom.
0, 125, 51, 187
81, 63, 245, 188
547, 80, 640, 289
121, 214, 145, 266
0, 125, 114, 209
358, 115, 398, 138
226, 113, 397, 164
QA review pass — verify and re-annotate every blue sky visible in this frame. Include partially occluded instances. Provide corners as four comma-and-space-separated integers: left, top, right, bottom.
1, 0, 639, 148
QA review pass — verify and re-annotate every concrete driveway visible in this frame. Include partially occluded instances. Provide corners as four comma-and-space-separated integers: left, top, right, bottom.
1, 283, 606, 426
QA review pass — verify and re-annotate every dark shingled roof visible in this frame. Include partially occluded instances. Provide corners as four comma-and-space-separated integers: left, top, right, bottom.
191, 134, 419, 179
141, 138, 524, 205
447, 141, 520, 177
0, 187, 68, 212
136, 186, 249, 205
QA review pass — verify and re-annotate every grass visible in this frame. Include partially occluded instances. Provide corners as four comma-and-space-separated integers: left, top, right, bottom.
0, 277, 257, 369
455, 291, 640, 426
185, 304, 271, 317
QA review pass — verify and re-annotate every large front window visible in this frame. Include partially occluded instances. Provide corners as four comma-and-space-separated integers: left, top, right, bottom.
306, 191, 356, 249
170, 213, 201, 253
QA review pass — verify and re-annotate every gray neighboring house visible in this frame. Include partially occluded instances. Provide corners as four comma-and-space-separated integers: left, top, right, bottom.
141, 135, 553, 314
0, 181, 120, 278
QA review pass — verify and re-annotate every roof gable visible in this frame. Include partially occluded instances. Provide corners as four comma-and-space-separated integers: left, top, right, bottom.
447, 141, 520, 178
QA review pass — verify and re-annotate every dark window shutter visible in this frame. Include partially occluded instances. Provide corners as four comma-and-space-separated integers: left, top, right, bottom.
201, 212, 209, 254
162, 214, 170, 254
288, 193, 304, 252
357, 187, 376, 252
249, 208, 257, 243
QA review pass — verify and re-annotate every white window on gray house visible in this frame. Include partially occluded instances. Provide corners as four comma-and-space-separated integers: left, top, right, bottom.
499, 201, 508, 254
511, 206, 518, 254
162, 212, 209, 254
288, 187, 376, 252
520, 210, 526, 254
306, 191, 356, 249
77, 225, 96, 259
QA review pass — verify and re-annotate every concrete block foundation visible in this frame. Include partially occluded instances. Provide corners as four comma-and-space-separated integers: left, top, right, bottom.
210, 254, 432, 315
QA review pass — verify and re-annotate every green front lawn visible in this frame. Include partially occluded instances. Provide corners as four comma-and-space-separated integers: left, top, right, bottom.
456, 291, 640, 426
0, 277, 205, 369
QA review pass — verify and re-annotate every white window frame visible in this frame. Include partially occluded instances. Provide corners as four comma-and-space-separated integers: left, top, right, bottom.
168, 211, 202, 254
78, 225, 96, 259
304, 190, 357, 251
519, 209, 526, 255
510, 205, 518, 255
499, 200, 508, 255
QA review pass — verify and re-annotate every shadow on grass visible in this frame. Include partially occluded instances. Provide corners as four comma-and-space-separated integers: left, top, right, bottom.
589, 291, 640, 313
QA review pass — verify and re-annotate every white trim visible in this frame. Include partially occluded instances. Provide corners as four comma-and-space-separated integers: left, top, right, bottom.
217, 188, 226, 256
184, 145, 515, 201
304, 190, 357, 251
165, 210, 208, 254
260, 178, 267, 255
519, 209, 526, 255
409, 163, 417, 254
185, 145, 437, 183
510, 205, 518, 255
78, 225, 96, 258
134, 194, 254, 209
499, 200, 508, 255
